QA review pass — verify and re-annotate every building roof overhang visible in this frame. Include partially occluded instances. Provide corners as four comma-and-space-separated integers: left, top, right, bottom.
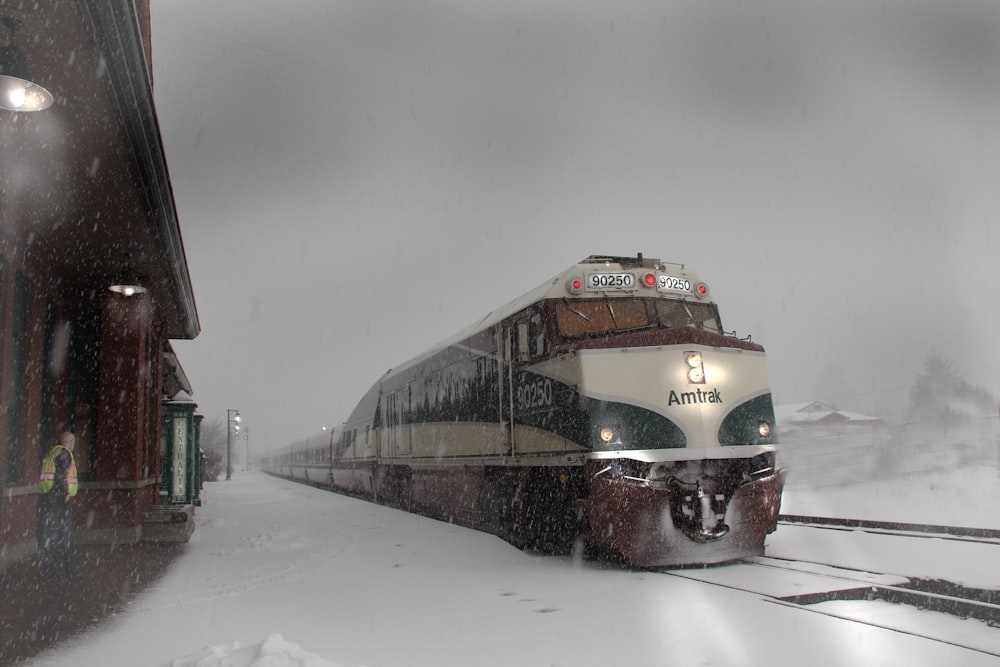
0, 0, 199, 340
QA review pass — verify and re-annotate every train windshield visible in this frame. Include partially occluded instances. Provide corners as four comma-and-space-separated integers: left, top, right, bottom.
656, 300, 722, 332
556, 298, 723, 337
556, 299, 650, 337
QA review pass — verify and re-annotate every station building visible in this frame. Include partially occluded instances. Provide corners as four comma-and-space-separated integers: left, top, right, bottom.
0, 0, 200, 569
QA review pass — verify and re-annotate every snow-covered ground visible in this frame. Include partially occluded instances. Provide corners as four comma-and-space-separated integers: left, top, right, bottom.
780, 425, 1000, 529
25, 448, 1000, 667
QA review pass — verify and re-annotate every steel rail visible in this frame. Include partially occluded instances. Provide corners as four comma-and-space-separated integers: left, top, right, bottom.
778, 514, 1000, 544
664, 557, 1000, 659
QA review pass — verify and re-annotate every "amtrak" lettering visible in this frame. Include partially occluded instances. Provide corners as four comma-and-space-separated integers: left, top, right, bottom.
667, 388, 722, 406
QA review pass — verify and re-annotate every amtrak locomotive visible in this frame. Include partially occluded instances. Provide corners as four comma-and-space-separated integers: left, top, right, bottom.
263, 254, 784, 567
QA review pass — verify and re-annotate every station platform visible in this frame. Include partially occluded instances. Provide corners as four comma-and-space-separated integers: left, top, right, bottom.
0, 542, 184, 665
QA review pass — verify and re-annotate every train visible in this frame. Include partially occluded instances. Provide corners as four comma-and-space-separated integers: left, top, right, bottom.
262, 254, 784, 567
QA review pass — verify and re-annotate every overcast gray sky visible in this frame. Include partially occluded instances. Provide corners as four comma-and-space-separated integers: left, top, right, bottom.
150, 0, 1000, 451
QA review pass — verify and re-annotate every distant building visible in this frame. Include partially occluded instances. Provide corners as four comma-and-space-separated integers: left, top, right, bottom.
775, 401, 882, 438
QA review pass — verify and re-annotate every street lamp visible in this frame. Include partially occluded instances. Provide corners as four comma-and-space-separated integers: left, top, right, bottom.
226, 409, 241, 480
108, 265, 148, 296
323, 425, 336, 485
0, 16, 54, 112
243, 427, 250, 471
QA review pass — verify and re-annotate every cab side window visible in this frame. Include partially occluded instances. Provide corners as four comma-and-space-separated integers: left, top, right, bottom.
516, 310, 546, 361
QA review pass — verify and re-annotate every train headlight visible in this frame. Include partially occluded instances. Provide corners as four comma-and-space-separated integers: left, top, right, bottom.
685, 351, 706, 384
758, 421, 772, 438
595, 425, 622, 446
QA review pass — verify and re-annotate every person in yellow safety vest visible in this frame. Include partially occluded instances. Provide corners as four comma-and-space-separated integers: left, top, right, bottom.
37, 431, 81, 580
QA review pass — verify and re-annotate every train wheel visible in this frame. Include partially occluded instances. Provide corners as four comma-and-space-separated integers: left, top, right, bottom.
478, 468, 520, 546
514, 469, 586, 555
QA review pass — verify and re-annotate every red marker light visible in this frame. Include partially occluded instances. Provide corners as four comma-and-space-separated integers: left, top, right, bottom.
572, 279, 582, 290
643, 273, 656, 287
696, 283, 709, 296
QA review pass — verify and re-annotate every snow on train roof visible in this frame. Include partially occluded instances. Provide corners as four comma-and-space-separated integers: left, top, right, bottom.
311, 255, 715, 441
384, 254, 710, 377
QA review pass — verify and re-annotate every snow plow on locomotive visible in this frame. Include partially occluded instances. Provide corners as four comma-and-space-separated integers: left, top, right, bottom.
263, 254, 784, 567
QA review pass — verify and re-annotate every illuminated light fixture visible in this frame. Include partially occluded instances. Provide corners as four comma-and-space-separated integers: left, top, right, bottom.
685, 350, 706, 384
108, 266, 148, 296
694, 282, 709, 298
226, 409, 241, 480
567, 277, 583, 294
757, 421, 771, 438
642, 272, 656, 287
0, 17, 54, 112
599, 427, 616, 443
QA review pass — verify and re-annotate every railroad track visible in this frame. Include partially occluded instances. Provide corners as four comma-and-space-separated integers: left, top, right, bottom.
778, 514, 1000, 545
750, 555, 1000, 623
663, 521, 1000, 658
771, 516, 1000, 620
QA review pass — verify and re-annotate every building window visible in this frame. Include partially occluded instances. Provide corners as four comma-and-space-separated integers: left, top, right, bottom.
0, 255, 5, 383
68, 310, 101, 478
40, 301, 59, 455
5, 272, 31, 483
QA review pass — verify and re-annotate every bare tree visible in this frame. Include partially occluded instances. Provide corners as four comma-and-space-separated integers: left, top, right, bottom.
200, 417, 227, 482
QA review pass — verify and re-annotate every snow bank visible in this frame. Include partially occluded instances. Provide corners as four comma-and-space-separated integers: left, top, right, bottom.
170, 633, 359, 667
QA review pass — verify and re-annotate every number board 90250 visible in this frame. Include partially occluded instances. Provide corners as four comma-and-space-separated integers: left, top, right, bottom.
586, 273, 635, 290
657, 275, 692, 293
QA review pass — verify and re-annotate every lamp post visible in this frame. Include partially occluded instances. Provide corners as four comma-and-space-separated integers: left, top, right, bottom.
243, 427, 250, 471
226, 409, 241, 480
323, 425, 336, 485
